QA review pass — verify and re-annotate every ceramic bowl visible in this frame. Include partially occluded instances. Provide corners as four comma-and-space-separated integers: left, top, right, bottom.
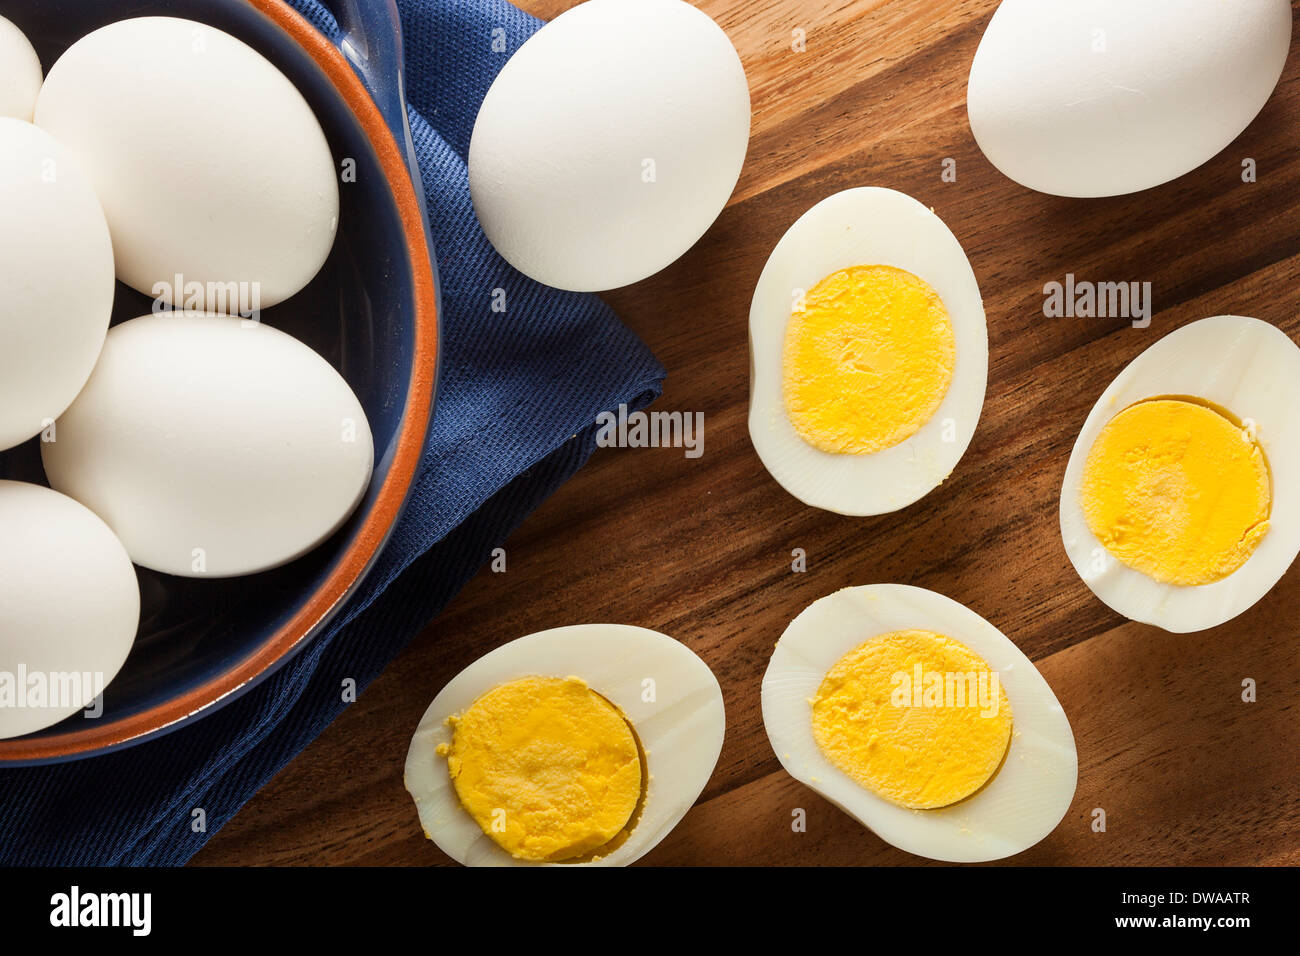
0, 0, 439, 763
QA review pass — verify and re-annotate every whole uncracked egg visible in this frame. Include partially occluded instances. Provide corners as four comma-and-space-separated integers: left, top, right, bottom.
468, 0, 750, 292
34, 16, 339, 311
967, 0, 1292, 198
0, 118, 114, 453
0, 481, 139, 740
42, 312, 374, 578
0, 16, 41, 121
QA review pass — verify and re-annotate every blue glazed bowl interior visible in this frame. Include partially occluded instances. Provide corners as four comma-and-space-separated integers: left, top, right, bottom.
0, 0, 419, 756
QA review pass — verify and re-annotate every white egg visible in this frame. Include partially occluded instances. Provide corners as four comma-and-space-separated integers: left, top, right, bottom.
468, 0, 750, 292
0, 481, 139, 740
42, 313, 373, 578
762, 585, 1077, 862
0, 118, 114, 452
34, 17, 338, 310
968, 0, 1292, 198
405, 624, 725, 867
0, 16, 42, 121
1060, 316, 1300, 633
748, 187, 988, 516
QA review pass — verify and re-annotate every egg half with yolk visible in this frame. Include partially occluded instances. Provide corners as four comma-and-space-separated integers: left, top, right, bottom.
748, 187, 988, 515
1060, 315, 1300, 632
405, 625, 724, 866
762, 585, 1077, 862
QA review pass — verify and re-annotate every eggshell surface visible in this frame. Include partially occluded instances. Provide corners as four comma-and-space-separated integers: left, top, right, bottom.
0, 16, 42, 121
748, 188, 987, 516
0, 481, 139, 740
762, 585, 1077, 862
34, 17, 338, 309
469, 0, 750, 292
42, 313, 374, 578
406, 624, 725, 866
0, 118, 115, 452
1060, 316, 1300, 632
967, 0, 1292, 198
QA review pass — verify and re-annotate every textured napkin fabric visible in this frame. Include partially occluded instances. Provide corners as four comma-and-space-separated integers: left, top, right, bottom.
0, 0, 663, 865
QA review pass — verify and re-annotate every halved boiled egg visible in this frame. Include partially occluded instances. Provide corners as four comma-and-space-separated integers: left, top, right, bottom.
1061, 315, 1300, 632
762, 585, 1077, 862
748, 187, 987, 515
405, 624, 724, 866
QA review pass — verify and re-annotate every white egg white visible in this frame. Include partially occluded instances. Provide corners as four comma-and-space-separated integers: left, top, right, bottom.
404, 624, 724, 867
1060, 315, 1300, 633
762, 585, 1077, 863
748, 187, 988, 516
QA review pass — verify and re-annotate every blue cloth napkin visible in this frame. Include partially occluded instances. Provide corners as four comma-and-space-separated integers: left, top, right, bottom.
0, 0, 664, 865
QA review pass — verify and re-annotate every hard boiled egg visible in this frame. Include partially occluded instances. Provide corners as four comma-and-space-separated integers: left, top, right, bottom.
0, 481, 139, 740
762, 585, 1077, 862
42, 313, 373, 578
469, 0, 750, 292
0, 16, 41, 121
35, 17, 338, 310
1061, 316, 1300, 632
0, 118, 114, 452
748, 187, 987, 515
405, 624, 724, 866
968, 0, 1292, 198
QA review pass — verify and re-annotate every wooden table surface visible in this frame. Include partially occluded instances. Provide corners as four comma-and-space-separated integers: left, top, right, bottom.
194, 0, 1300, 866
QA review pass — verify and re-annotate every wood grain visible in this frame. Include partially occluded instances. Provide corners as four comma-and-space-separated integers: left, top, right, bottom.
193, 0, 1300, 866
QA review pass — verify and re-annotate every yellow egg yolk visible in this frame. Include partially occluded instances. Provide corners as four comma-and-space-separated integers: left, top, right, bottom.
1080, 398, 1271, 586
783, 264, 956, 455
440, 676, 644, 862
811, 630, 1012, 810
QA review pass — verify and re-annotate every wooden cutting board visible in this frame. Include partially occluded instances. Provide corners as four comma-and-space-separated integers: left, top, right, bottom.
194, 0, 1300, 866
